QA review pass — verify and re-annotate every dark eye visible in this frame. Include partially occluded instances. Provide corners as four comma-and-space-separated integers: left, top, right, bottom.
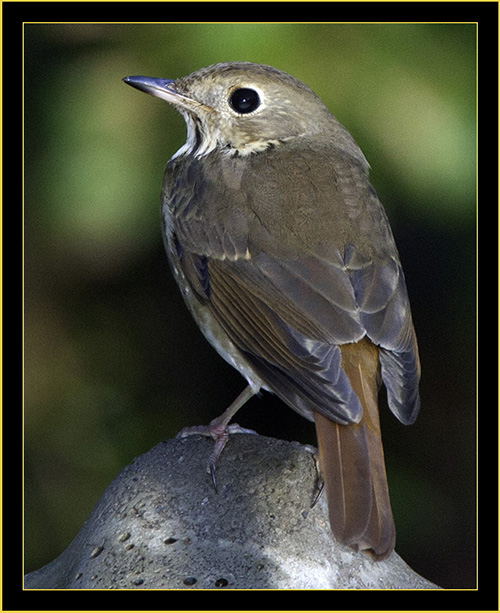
229, 88, 260, 114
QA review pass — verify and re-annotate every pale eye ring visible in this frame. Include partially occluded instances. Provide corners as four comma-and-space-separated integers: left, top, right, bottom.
229, 88, 261, 114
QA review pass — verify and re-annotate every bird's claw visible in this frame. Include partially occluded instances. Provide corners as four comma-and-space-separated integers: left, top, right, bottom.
176, 421, 257, 491
303, 444, 324, 508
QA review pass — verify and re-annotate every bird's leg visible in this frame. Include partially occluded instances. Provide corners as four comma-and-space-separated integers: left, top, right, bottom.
308, 447, 325, 508
176, 385, 258, 489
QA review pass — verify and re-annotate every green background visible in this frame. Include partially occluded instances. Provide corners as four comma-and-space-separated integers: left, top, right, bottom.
24, 23, 476, 588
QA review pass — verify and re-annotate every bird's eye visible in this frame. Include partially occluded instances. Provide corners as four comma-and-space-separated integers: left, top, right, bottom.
229, 88, 260, 114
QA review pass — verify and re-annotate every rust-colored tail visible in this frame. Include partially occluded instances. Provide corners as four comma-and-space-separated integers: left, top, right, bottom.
314, 339, 395, 560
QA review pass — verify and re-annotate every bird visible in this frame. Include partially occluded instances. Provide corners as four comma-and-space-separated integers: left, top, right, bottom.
123, 62, 421, 560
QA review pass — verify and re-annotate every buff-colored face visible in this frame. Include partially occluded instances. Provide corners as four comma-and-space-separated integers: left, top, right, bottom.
124, 62, 335, 157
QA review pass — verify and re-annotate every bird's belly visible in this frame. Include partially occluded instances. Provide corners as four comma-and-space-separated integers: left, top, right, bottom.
169, 250, 263, 394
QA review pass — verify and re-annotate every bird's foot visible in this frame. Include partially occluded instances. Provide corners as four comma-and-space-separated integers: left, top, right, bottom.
176, 420, 257, 491
175, 385, 259, 490
303, 445, 324, 507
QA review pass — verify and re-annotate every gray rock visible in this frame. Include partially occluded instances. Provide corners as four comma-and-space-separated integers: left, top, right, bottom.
24, 434, 439, 589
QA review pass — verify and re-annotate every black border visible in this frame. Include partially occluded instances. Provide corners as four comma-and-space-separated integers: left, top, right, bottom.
10, 1, 495, 610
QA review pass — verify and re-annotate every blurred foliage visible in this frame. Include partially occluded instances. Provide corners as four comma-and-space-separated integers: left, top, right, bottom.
24, 23, 476, 588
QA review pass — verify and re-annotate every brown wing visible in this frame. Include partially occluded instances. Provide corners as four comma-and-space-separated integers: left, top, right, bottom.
173, 243, 419, 426
164, 146, 420, 425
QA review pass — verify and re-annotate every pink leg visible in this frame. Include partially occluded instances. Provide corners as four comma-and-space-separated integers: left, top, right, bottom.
176, 385, 258, 488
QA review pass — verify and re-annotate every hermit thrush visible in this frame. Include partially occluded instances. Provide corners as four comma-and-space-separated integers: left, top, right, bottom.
123, 62, 420, 560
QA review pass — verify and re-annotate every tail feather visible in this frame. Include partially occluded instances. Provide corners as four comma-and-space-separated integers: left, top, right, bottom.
314, 338, 395, 560
315, 412, 372, 546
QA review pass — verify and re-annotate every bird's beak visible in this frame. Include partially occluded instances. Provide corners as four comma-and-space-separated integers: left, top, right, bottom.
123, 76, 210, 113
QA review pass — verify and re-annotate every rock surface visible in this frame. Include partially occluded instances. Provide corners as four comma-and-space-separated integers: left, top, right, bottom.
25, 434, 439, 589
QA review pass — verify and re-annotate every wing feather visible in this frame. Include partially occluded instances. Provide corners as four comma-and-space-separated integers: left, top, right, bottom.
165, 148, 420, 425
